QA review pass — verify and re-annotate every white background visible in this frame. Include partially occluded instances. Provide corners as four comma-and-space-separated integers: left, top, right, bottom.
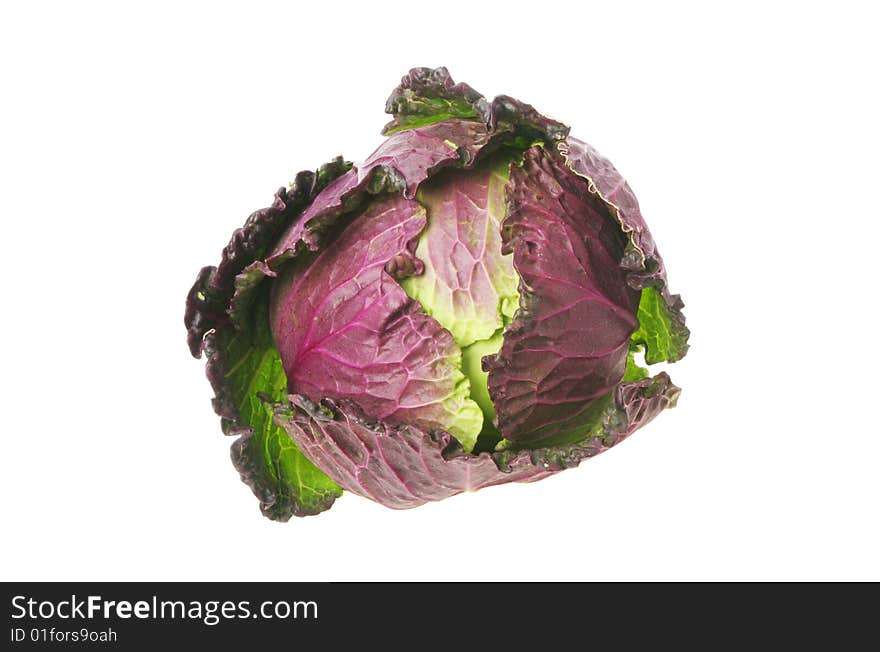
2, 1, 877, 581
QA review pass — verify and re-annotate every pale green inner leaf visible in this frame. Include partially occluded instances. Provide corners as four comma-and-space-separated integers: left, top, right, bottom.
400, 154, 520, 449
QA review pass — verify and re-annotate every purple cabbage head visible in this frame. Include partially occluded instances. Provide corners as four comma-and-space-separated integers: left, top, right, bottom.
185, 67, 689, 519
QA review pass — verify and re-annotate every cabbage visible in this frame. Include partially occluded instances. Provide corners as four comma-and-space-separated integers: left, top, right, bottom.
185, 67, 689, 519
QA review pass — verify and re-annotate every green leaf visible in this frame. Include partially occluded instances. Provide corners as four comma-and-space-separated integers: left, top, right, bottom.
219, 286, 342, 520
382, 67, 489, 135
630, 286, 690, 364
383, 103, 479, 135
623, 345, 650, 382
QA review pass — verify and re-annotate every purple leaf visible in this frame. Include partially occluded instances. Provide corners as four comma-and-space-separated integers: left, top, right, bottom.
486, 146, 641, 445
269, 194, 483, 447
